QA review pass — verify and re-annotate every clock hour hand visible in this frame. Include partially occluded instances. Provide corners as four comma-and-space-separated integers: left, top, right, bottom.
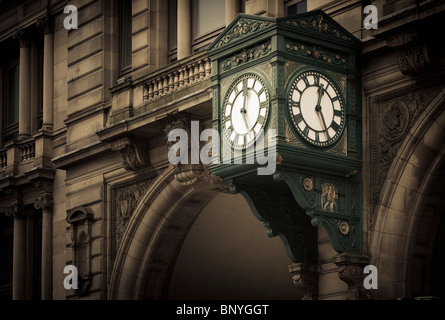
241, 107, 251, 131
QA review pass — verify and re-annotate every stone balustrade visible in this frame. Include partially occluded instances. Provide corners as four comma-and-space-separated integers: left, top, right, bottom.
141, 53, 212, 103
19, 140, 35, 163
0, 150, 6, 169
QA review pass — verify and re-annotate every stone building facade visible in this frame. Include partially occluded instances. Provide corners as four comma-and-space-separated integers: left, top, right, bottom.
0, 0, 444, 300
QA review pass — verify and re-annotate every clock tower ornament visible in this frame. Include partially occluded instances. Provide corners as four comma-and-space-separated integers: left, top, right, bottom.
208, 11, 363, 264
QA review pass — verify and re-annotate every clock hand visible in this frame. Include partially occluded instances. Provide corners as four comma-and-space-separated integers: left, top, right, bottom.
318, 110, 330, 140
240, 79, 248, 114
315, 84, 330, 139
240, 83, 251, 132
316, 84, 324, 107
241, 110, 250, 131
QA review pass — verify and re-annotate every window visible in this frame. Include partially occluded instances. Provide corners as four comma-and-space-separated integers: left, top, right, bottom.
2, 60, 20, 143
169, 0, 178, 62
120, 0, 132, 74
0, 215, 13, 300
192, 0, 225, 53
285, 0, 307, 15
35, 40, 44, 131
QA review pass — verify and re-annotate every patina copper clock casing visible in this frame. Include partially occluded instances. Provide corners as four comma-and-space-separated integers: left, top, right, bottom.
208, 11, 362, 262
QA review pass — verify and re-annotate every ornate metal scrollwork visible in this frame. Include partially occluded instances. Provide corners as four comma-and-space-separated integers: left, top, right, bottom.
229, 181, 318, 263
272, 170, 361, 254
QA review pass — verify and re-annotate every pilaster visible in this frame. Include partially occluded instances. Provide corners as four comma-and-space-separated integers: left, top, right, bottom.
13, 29, 32, 139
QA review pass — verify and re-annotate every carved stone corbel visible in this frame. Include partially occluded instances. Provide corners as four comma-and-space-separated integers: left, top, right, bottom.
34, 180, 53, 211
164, 118, 229, 192
289, 263, 318, 300
386, 29, 435, 76
336, 254, 369, 300
110, 136, 151, 171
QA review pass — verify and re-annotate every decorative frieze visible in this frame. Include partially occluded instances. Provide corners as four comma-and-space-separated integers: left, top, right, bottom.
213, 17, 272, 49
285, 14, 352, 42
285, 41, 347, 67
370, 84, 445, 214
221, 41, 272, 71
112, 179, 155, 253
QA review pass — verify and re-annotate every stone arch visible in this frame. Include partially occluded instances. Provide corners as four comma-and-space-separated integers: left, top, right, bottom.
370, 87, 445, 299
108, 165, 229, 300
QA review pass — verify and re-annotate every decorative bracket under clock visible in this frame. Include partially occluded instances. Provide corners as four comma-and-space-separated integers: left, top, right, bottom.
228, 169, 361, 263
272, 170, 361, 254
228, 181, 318, 263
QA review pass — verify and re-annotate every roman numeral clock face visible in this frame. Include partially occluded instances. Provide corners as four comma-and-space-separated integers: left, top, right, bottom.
222, 74, 269, 149
288, 70, 345, 147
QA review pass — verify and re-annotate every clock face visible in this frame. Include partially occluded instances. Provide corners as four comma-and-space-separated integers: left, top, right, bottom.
288, 70, 345, 147
222, 74, 269, 149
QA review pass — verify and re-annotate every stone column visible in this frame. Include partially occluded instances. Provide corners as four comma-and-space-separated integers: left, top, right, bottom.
40, 17, 54, 131
289, 263, 318, 300
34, 181, 53, 300
6, 205, 26, 300
25, 208, 34, 300
177, 0, 191, 60
14, 30, 32, 139
225, 0, 240, 26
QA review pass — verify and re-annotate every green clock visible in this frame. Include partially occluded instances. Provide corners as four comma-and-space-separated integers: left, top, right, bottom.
288, 70, 345, 147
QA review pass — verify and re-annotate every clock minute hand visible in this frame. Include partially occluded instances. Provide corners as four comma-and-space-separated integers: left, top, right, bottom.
240, 87, 251, 131
241, 110, 250, 131
318, 110, 330, 139
315, 84, 330, 139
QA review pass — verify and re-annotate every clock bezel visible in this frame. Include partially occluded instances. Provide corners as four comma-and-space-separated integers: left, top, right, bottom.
221, 72, 270, 150
286, 68, 346, 148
